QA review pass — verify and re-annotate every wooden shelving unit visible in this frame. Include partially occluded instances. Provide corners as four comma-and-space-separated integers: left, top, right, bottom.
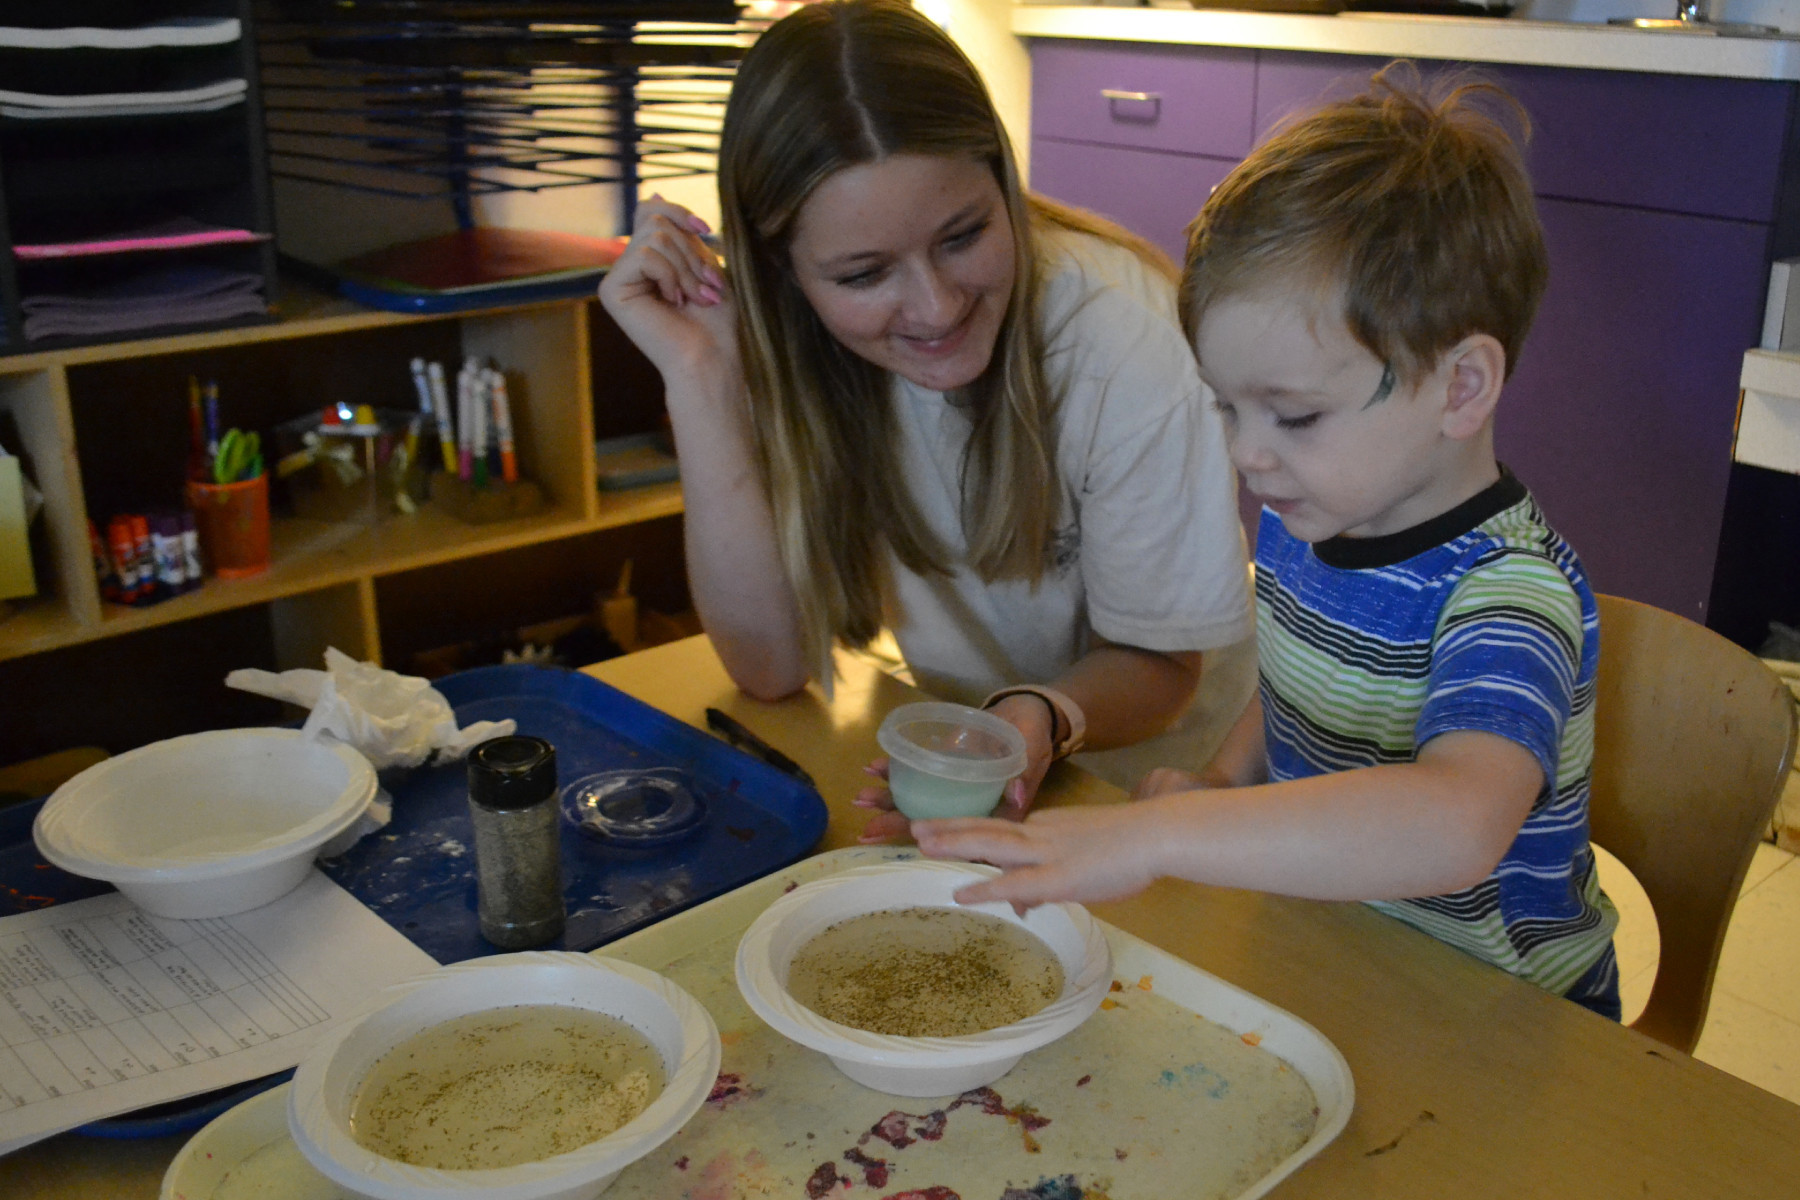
0, 283, 683, 672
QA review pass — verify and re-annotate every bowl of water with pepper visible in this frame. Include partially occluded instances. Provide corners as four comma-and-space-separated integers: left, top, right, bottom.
734, 858, 1112, 1097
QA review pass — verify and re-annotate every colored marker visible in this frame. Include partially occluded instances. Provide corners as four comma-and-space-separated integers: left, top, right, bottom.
409, 357, 433, 422
455, 361, 474, 481
487, 367, 517, 485
187, 376, 206, 481
467, 359, 489, 488
426, 360, 456, 473
202, 380, 221, 467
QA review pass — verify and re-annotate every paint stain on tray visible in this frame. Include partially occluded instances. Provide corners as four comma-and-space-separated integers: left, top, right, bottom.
687, 1148, 773, 1199
859, 1085, 1051, 1157
705, 1071, 762, 1109
1001, 1175, 1107, 1200
1157, 1063, 1230, 1100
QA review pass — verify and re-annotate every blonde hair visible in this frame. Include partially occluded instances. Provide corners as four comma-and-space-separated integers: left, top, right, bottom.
719, 0, 1170, 677
1182, 63, 1548, 383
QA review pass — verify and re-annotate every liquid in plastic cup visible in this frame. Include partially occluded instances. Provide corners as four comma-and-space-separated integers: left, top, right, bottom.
876, 701, 1029, 821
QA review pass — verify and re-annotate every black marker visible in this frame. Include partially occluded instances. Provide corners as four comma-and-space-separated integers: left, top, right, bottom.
705, 707, 817, 789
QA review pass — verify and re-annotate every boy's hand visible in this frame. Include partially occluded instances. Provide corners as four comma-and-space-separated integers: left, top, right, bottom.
1133, 767, 1205, 799
911, 806, 1162, 909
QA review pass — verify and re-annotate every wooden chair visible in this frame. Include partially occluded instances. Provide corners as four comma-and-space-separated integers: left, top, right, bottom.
1589, 593, 1796, 1053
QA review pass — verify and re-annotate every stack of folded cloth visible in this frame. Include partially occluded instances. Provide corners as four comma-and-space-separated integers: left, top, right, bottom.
22, 265, 266, 340
0, 77, 246, 119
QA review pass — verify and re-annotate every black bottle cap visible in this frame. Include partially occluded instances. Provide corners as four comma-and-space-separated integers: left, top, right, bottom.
468, 736, 557, 810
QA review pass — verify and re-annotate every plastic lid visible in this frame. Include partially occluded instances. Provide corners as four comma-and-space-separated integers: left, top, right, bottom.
561, 768, 706, 847
468, 736, 557, 810
876, 702, 1028, 784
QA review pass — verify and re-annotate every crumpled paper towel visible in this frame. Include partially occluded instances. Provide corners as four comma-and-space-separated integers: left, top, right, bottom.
226, 647, 516, 770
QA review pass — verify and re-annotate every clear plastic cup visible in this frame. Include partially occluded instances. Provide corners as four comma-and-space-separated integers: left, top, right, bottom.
876, 701, 1029, 821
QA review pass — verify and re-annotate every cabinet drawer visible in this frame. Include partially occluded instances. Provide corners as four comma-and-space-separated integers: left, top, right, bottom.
1255, 51, 1794, 223
1030, 41, 1256, 159
1030, 138, 1238, 263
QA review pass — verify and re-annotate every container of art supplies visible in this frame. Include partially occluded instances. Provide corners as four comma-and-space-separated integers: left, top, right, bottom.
186, 473, 270, 579
274, 408, 415, 525
429, 472, 545, 524
467, 735, 565, 950
876, 701, 1028, 820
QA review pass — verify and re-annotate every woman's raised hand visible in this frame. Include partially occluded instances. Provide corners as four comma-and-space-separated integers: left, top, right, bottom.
598, 195, 736, 380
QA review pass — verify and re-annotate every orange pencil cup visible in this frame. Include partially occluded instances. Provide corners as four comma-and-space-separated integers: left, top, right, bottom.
186, 475, 270, 579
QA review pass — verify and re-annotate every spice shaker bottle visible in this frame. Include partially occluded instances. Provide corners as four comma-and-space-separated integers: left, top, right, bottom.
467, 735, 565, 949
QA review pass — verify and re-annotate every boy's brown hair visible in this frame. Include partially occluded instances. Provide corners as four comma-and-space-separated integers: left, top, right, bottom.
1181, 63, 1548, 382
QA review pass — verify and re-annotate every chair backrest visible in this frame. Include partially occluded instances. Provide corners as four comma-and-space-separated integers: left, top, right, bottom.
1589, 593, 1796, 1052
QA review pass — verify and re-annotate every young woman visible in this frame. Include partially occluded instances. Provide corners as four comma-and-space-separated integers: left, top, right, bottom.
599, 0, 1252, 836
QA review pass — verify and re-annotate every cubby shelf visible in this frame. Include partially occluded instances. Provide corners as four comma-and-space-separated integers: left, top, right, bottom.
0, 1, 279, 355
0, 282, 684, 669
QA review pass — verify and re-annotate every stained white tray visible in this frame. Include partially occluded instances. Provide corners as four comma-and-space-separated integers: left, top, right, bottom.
603, 846, 1353, 1200
162, 847, 1353, 1200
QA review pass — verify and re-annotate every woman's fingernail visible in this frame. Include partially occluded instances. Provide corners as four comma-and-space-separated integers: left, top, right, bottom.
688, 214, 712, 234
863, 765, 883, 776
704, 267, 725, 288
697, 284, 721, 305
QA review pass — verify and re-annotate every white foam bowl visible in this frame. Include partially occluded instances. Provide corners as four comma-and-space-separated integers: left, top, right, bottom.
735, 858, 1112, 1097
33, 728, 376, 919
289, 952, 721, 1200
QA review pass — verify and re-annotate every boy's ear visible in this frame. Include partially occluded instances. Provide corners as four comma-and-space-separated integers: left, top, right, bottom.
1439, 334, 1507, 441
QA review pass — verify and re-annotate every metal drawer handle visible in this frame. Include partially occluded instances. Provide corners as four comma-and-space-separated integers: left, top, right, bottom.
1101, 89, 1160, 103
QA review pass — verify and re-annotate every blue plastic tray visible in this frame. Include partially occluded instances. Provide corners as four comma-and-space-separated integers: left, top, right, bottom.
0, 663, 827, 1137
318, 663, 828, 964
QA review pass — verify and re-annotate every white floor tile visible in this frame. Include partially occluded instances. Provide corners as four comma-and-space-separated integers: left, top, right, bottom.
1619, 963, 1653, 1026
1741, 841, 1795, 895
1593, 845, 1658, 985
1712, 852, 1800, 1025
1693, 989, 1800, 1107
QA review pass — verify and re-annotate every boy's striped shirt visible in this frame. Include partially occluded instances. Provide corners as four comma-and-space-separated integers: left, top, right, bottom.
1256, 471, 1618, 996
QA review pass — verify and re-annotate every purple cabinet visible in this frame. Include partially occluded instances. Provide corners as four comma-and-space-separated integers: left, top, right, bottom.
1032, 41, 1257, 157
1029, 38, 1799, 626
1254, 52, 1792, 222
1504, 200, 1771, 620
1030, 138, 1235, 263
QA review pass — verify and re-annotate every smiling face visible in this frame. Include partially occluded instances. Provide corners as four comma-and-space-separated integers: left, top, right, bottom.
786, 153, 1016, 392
1194, 279, 1502, 543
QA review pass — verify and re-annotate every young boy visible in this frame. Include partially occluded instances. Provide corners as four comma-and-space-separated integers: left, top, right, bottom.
912, 68, 1622, 1018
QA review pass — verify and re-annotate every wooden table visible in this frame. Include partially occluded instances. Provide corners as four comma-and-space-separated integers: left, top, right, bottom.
7, 634, 1799, 1198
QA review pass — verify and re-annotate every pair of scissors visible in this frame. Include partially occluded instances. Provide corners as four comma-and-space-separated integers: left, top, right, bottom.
213, 429, 262, 484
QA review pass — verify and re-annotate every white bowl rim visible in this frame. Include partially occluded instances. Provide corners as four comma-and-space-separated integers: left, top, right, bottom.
734, 859, 1111, 1068
33, 729, 376, 880
876, 702, 1027, 783
159, 1080, 295, 1200
289, 951, 721, 1200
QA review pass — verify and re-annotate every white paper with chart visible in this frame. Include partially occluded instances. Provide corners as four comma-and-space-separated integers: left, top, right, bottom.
0, 869, 436, 1154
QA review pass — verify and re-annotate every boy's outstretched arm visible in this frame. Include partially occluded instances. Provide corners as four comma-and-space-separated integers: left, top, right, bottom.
1135, 693, 1268, 798
912, 729, 1542, 909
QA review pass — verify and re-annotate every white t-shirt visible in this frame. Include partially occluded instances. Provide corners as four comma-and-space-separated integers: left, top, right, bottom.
882, 228, 1256, 788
